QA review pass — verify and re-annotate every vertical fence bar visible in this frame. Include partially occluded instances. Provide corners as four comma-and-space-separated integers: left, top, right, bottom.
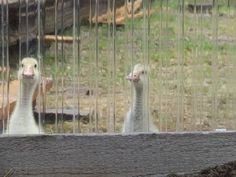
131, 0, 135, 70
130, 0, 134, 131
0, 0, 3, 131
199, 0, 204, 131
233, 0, 236, 130
0, 0, 5, 131
94, 0, 99, 133
106, 0, 111, 132
158, 0, 163, 132
107, 0, 116, 133
227, 0, 232, 130
111, 0, 116, 132
5, 0, 9, 132
123, 0, 130, 132
37, 0, 41, 133
60, 0, 65, 132
229, 0, 234, 130
18, 0, 21, 61
142, 0, 150, 131
77, 0, 81, 133
224, 0, 228, 130
26, 0, 29, 55
20, 0, 26, 58
88, 0, 93, 133
176, 0, 184, 132
1, 0, 9, 133
0, 0, 2, 130
191, 0, 197, 131
72, 0, 76, 133
54, 0, 59, 133
41, 0, 46, 132
223, 0, 228, 130
163, 0, 170, 132
72, 0, 80, 133
1, 0, 4, 127
211, 0, 219, 130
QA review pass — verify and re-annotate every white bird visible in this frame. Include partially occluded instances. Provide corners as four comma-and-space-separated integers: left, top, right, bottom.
122, 64, 158, 133
7, 57, 43, 134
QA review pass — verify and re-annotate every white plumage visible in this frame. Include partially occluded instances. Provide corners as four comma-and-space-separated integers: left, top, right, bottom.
122, 64, 158, 133
7, 57, 43, 134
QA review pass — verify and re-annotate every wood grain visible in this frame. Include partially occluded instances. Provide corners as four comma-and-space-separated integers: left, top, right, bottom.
0, 132, 236, 177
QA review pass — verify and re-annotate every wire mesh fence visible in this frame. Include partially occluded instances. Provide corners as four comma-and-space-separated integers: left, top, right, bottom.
1, 0, 236, 134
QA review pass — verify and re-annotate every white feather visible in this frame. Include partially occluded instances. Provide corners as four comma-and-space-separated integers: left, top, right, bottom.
122, 64, 158, 133
6, 57, 43, 134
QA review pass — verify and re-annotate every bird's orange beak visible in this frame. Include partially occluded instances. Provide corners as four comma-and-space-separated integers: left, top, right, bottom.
126, 72, 140, 82
23, 65, 34, 78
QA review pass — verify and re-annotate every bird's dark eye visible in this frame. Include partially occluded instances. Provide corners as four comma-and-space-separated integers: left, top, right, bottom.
21, 64, 24, 68
34, 64, 37, 68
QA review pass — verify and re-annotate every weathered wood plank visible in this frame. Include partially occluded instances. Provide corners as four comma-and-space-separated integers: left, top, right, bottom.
0, 132, 236, 177
43, 35, 80, 43
2, 0, 126, 47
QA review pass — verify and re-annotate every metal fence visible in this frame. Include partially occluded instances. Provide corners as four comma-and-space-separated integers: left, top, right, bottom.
1, 0, 236, 134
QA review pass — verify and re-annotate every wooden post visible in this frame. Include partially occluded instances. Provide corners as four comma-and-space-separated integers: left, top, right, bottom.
43, 35, 80, 44
0, 132, 236, 176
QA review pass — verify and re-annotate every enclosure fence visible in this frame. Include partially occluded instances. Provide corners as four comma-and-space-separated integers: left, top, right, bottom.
1, 0, 236, 134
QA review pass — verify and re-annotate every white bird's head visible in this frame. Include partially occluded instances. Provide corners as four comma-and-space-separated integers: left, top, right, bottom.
126, 64, 148, 90
18, 57, 40, 85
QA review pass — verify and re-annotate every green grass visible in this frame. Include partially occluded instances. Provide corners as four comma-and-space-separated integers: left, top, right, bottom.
39, 1, 236, 132
43, 1, 236, 90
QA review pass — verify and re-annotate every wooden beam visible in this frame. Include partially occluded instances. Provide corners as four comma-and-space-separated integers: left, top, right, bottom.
91, 0, 154, 25
0, 132, 236, 176
43, 35, 80, 44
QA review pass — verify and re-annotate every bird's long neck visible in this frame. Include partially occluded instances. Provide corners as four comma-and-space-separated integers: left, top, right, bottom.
131, 81, 150, 132
15, 81, 37, 114
132, 87, 144, 121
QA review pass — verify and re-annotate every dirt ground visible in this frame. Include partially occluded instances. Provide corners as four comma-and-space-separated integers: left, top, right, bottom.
167, 161, 236, 177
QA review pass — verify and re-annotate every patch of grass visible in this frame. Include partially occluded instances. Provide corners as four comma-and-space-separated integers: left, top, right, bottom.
40, 1, 236, 132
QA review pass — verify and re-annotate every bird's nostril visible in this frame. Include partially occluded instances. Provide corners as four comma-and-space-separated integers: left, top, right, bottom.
133, 73, 138, 78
